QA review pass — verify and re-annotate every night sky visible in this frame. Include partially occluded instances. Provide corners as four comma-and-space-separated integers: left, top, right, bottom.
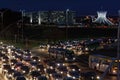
0, 0, 120, 16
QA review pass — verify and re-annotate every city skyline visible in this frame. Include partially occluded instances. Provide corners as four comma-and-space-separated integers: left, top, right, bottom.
0, 0, 120, 16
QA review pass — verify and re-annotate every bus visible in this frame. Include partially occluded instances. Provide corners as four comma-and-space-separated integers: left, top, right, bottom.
48, 48, 75, 61
89, 54, 117, 75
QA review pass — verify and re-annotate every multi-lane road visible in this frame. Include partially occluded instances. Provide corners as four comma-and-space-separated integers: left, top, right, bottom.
31, 47, 117, 80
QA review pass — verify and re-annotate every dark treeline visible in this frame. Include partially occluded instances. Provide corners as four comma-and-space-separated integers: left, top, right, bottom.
23, 27, 117, 40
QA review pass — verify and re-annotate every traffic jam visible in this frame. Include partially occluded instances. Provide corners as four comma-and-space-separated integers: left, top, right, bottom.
0, 38, 116, 80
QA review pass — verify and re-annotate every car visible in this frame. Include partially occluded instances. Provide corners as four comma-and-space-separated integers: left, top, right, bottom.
63, 77, 74, 80
36, 64, 45, 74
13, 72, 23, 79
46, 61, 56, 69
6, 69, 16, 80
67, 71, 81, 79
2, 55, 9, 63
30, 61, 38, 68
2, 64, 11, 74
10, 59, 18, 66
31, 56, 40, 62
21, 65, 30, 75
23, 57, 31, 62
37, 76, 47, 80
16, 76, 26, 80
45, 68, 57, 77
51, 73, 63, 80
57, 66, 68, 74
68, 64, 81, 72
30, 71, 41, 80
81, 71, 99, 80
55, 60, 65, 67
14, 62, 23, 71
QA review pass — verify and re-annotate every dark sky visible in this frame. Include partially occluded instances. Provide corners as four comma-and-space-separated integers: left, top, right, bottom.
0, 0, 120, 16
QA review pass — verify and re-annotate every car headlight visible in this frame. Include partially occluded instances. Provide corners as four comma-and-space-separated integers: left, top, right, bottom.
23, 70, 26, 73
112, 70, 117, 74
8, 74, 12, 77
91, 76, 94, 79
50, 66, 53, 69
73, 57, 75, 60
11, 67, 14, 69
67, 74, 70, 77
72, 69, 75, 71
57, 63, 60, 66
96, 75, 100, 79
39, 59, 41, 62
3, 59, 5, 61
65, 58, 68, 61
60, 71, 63, 74
4, 69, 7, 72
38, 69, 40, 71
33, 60, 36, 62
73, 76, 75, 79
32, 66, 35, 68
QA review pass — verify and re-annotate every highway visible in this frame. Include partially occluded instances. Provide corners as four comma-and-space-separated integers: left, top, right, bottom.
31, 47, 117, 80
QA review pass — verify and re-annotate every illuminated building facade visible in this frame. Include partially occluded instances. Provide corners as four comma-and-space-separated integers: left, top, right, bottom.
24, 10, 76, 25
93, 11, 113, 25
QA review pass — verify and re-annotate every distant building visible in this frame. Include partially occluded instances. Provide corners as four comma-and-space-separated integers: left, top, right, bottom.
93, 11, 114, 25
24, 9, 76, 26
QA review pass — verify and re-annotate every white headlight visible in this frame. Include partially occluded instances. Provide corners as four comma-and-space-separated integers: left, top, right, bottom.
73, 57, 75, 60
33, 60, 36, 62
60, 71, 63, 74
65, 58, 68, 61
72, 69, 75, 71
96, 75, 100, 79
57, 63, 60, 66
38, 69, 40, 71
9, 74, 12, 77
73, 76, 75, 79
23, 70, 25, 73
50, 66, 53, 69
112, 70, 117, 74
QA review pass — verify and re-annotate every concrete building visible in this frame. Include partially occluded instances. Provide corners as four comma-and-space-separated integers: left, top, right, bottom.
24, 9, 76, 26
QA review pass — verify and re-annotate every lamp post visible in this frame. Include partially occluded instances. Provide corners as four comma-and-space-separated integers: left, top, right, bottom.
66, 9, 69, 41
117, 10, 120, 80
0, 10, 8, 38
20, 10, 25, 42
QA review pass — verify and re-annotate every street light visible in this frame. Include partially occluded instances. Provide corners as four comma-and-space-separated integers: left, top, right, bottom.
117, 10, 120, 80
0, 9, 8, 37
20, 10, 25, 42
66, 9, 69, 41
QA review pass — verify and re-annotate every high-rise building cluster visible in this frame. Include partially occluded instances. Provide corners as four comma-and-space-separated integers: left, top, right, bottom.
23, 9, 76, 25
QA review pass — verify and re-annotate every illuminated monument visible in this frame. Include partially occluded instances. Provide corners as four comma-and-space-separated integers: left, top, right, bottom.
93, 11, 113, 25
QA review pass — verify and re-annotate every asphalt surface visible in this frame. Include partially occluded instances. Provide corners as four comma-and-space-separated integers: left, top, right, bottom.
31, 47, 117, 80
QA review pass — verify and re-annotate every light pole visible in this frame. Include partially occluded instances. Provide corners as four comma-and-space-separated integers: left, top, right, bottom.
117, 10, 120, 80
20, 10, 25, 42
66, 9, 69, 41
0, 10, 8, 38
